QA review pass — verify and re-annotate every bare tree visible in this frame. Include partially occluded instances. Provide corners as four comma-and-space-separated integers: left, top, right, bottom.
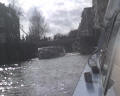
29, 8, 48, 42
8, 0, 17, 8
8, 0, 23, 17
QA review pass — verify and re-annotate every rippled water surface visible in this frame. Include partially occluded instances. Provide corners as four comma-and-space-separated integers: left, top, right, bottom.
0, 54, 87, 96
0, 63, 30, 96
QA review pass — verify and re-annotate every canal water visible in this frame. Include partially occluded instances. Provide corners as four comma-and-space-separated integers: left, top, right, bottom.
0, 62, 32, 96
0, 54, 87, 96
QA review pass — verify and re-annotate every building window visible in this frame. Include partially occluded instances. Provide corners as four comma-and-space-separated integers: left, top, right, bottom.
0, 17, 5, 28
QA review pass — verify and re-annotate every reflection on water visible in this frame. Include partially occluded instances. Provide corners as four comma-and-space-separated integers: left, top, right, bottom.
0, 58, 70, 96
0, 59, 68, 96
0, 55, 85, 96
0, 63, 26, 96
0, 60, 39, 96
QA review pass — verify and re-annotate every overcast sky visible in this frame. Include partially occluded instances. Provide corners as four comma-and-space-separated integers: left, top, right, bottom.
0, 0, 92, 37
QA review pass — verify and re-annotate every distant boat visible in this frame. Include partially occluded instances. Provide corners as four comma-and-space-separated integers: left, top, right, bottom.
38, 46, 65, 59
